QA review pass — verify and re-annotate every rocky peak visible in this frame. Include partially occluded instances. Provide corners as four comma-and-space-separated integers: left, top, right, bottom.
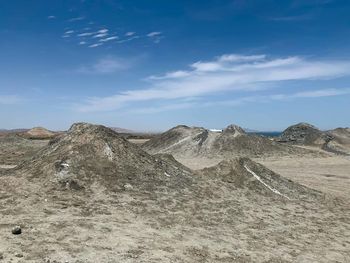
223, 124, 246, 136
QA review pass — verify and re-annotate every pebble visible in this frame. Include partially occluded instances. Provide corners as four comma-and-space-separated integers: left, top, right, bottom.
11, 226, 21, 235
123, 184, 133, 190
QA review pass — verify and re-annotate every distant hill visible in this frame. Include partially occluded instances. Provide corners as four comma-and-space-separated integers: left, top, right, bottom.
19, 127, 59, 140
109, 127, 135, 133
278, 123, 350, 155
142, 123, 311, 159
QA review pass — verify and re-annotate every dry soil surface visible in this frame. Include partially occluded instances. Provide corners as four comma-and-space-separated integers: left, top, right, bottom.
0, 127, 349, 263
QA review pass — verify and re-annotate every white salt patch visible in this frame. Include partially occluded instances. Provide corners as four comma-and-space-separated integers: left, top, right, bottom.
104, 143, 114, 161
244, 165, 290, 200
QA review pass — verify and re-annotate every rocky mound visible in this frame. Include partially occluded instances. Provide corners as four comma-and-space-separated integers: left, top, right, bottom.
197, 157, 321, 200
278, 122, 331, 146
142, 124, 309, 159
324, 127, 350, 155
279, 123, 350, 155
14, 123, 192, 193
21, 127, 57, 139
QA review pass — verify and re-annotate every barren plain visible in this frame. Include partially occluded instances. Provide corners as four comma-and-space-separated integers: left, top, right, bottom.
0, 124, 349, 263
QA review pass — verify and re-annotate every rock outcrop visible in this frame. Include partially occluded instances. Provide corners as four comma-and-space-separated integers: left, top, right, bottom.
278, 123, 331, 146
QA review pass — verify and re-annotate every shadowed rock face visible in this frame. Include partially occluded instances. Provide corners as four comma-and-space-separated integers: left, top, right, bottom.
14, 123, 193, 193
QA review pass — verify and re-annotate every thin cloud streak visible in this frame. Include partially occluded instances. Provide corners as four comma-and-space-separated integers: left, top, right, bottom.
75, 54, 350, 112
132, 88, 350, 114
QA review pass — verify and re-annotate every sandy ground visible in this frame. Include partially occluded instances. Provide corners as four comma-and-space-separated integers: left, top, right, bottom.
0, 137, 350, 262
1, 170, 349, 263
176, 154, 350, 200
127, 139, 150, 145
257, 155, 350, 200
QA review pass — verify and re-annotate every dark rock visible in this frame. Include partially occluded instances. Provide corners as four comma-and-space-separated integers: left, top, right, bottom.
11, 226, 21, 235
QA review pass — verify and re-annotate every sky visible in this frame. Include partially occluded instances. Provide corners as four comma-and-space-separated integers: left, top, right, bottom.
0, 0, 350, 131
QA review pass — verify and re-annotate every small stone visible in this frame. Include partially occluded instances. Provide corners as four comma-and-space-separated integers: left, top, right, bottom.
15, 253, 23, 258
123, 184, 133, 191
12, 226, 21, 235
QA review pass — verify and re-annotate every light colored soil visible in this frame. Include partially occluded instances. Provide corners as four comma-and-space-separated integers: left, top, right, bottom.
257, 155, 350, 199
177, 154, 350, 200
1, 128, 350, 262
128, 139, 150, 145
0, 164, 16, 169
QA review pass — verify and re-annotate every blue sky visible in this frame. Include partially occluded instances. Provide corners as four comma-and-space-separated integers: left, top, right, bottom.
1, 0, 350, 131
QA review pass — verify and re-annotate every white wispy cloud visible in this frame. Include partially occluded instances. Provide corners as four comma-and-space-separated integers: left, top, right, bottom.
68, 16, 85, 22
75, 54, 350, 112
77, 57, 130, 74
147, 32, 162, 37
116, 35, 140, 43
99, 36, 118, 42
125, 32, 135, 36
48, 15, 56, 19
148, 70, 191, 80
98, 29, 108, 33
131, 88, 350, 114
93, 33, 108, 38
147, 31, 163, 43
88, 43, 103, 48
78, 32, 94, 37
202, 88, 350, 107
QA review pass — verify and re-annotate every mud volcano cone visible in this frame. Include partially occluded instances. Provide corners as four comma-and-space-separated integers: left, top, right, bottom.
16, 123, 192, 192
198, 157, 321, 200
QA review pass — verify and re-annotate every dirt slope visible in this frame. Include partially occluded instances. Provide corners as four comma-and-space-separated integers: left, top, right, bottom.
197, 157, 320, 201
325, 127, 350, 155
0, 134, 48, 165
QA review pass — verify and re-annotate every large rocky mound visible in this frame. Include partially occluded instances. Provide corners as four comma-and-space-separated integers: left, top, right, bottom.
324, 127, 350, 155
278, 122, 331, 146
279, 123, 350, 155
197, 157, 321, 200
14, 123, 192, 193
142, 124, 309, 159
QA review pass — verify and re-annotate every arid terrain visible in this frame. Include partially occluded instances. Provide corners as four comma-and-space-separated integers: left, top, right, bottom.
0, 123, 349, 262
